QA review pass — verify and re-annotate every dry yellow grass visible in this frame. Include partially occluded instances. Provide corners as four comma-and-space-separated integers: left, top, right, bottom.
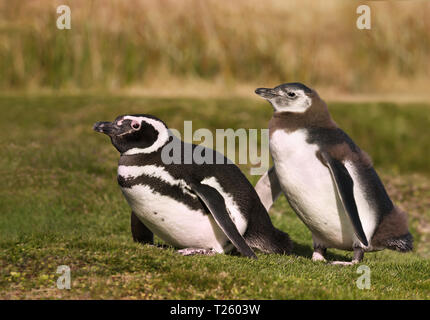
0, 0, 429, 94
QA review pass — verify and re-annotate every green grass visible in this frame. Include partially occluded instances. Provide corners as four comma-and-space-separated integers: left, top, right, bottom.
0, 94, 429, 299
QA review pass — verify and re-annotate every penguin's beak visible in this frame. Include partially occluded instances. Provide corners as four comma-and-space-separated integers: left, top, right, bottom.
255, 88, 278, 99
93, 121, 116, 136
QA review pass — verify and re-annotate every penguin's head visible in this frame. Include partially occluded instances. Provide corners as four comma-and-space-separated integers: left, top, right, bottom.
93, 114, 169, 155
255, 82, 315, 113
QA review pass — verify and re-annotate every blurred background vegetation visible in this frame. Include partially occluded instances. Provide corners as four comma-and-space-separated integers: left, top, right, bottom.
1, 0, 429, 96
1, 1, 430, 299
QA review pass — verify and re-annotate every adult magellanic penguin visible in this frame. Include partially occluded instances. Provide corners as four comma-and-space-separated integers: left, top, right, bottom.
93, 114, 292, 259
254, 83, 413, 265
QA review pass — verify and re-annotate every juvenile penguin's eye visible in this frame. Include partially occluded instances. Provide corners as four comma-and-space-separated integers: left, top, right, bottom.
287, 92, 296, 98
131, 120, 141, 130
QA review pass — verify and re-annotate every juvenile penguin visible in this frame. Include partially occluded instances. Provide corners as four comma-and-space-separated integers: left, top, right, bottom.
254, 83, 413, 265
93, 114, 292, 258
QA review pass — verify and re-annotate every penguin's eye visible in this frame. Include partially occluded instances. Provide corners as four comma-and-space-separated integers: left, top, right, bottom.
287, 92, 296, 98
131, 120, 141, 130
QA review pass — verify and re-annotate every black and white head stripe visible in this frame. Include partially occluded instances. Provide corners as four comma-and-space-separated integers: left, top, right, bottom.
119, 116, 169, 155
94, 114, 170, 155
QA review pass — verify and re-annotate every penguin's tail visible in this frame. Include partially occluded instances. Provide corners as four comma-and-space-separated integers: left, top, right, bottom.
385, 232, 413, 252
245, 227, 293, 255
371, 207, 413, 252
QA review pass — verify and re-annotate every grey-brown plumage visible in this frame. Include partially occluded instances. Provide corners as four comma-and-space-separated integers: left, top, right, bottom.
255, 82, 413, 265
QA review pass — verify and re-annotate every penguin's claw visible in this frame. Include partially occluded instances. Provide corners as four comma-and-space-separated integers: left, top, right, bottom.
311, 251, 327, 262
177, 248, 217, 256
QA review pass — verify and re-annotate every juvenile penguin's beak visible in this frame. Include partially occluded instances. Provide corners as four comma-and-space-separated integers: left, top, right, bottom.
255, 88, 277, 99
93, 121, 115, 136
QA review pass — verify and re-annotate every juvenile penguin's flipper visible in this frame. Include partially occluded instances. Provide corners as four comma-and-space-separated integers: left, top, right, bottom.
255, 166, 282, 211
131, 211, 154, 244
190, 182, 257, 259
319, 151, 369, 246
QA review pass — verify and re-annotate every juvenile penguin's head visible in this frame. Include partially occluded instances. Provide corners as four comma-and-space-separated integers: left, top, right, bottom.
255, 82, 316, 113
93, 114, 169, 155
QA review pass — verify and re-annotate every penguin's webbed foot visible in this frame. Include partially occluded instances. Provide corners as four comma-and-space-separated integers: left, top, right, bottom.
329, 260, 359, 266
177, 248, 217, 256
312, 251, 327, 262
312, 246, 327, 262
329, 247, 364, 266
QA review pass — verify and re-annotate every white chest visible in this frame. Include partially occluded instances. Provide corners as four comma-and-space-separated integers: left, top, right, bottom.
270, 129, 335, 213
269, 129, 376, 249
118, 165, 247, 253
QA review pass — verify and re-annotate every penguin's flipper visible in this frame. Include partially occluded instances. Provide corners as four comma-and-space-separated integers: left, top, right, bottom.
319, 151, 369, 246
255, 166, 282, 211
190, 182, 257, 259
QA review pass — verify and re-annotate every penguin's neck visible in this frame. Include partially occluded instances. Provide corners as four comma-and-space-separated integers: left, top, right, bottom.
269, 104, 336, 135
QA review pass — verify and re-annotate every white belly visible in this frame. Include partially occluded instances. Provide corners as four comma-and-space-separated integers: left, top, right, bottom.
121, 185, 230, 252
118, 165, 248, 253
270, 129, 376, 249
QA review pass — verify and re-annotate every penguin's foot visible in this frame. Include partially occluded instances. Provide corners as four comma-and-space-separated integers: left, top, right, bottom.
311, 246, 327, 262
312, 251, 327, 262
329, 247, 364, 266
177, 248, 217, 256
329, 260, 359, 266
